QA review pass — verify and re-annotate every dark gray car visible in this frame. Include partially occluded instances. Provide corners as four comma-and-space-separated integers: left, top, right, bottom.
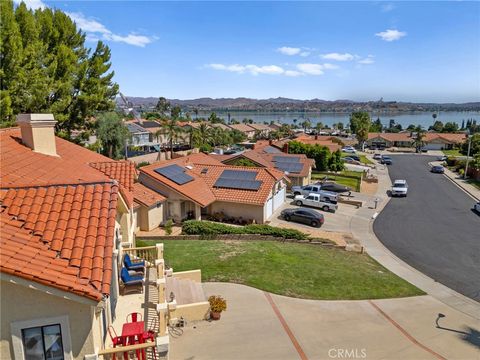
281, 208, 324, 227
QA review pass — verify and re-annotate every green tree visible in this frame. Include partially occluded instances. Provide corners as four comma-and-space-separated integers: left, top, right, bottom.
208, 112, 224, 124
191, 122, 212, 148
413, 126, 426, 152
461, 133, 480, 157
230, 158, 258, 167
0, 1, 118, 135
300, 120, 312, 132
170, 105, 182, 120
156, 118, 184, 159
96, 112, 129, 159
429, 120, 444, 132
350, 111, 371, 150
370, 117, 383, 132
443, 122, 459, 133
315, 122, 324, 133
229, 129, 247, 144
156, 97, 170, 115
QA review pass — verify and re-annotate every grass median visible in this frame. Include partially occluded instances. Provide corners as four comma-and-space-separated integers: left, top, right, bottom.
138, 239, 424, 300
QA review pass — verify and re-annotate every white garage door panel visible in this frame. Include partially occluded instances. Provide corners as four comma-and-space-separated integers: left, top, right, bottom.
273, 188, 286, 211
266, 198, 273, 218
425, 143, 444, 150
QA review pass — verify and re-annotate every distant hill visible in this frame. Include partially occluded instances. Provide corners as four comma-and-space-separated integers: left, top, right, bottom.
116, 96, 480, 113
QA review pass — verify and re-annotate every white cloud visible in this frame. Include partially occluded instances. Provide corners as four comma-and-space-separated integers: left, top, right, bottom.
13, 0, 46, 10
66, 11, 155, 47
375, 29, 407, 42
320, 53, 355, 61
67, 12, 110, 35
207, 64, 286, 76
322, 63, 339, 70
299, 51, 311, 57
277, 47, 302, 56
296, 63, 324, 75
358, 55, 375, 65
381, 3, 395, 13
285, 70, 304, 77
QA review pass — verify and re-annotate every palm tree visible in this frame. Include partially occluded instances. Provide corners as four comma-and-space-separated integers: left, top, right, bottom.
193, 108, 199, 120
192, 122, 212, 148
156, 118, 184, 160
413, 125, 426, 152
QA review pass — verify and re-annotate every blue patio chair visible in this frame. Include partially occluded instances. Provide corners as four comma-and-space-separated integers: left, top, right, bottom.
124, 253, 145, 271
120, 267, 144, 295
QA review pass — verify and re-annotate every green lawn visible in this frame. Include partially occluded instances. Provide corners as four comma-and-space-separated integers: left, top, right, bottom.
442, 149, 462, 157
341, 152, 374, 165
138, 240, 424, 300
312, 170, 362, 191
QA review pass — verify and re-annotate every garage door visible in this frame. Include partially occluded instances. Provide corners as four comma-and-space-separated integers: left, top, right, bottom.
273, 187, 286, 211
425, 143, 444, 150
265, 197, 273, 219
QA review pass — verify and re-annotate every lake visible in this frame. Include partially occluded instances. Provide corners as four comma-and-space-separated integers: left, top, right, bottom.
198, 111, 479, 129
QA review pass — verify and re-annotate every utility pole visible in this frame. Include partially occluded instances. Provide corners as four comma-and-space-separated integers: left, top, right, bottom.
464, 135, 472, 179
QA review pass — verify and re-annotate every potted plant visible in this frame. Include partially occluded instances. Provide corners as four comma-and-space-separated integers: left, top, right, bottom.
208, 295, 227, 320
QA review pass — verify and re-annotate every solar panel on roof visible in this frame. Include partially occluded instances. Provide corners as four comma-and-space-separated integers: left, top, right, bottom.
274, 162, 303, 173
273, 155, 301, 163
264, 146, 281, 154
154, 164, 194, 185
213, 169, 262, 190
220, 169, 258, 180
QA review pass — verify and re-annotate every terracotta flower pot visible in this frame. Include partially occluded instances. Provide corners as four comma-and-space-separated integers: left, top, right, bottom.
210, 311, 222, 320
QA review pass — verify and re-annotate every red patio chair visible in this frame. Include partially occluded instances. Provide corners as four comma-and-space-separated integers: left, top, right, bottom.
107, 326, 124, 360
126, 312, 142, 323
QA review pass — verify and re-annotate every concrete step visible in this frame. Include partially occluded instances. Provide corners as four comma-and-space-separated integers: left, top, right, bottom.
166, 277, 207, 305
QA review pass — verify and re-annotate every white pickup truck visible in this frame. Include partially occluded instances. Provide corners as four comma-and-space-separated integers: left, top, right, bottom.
294, 193, 338, 212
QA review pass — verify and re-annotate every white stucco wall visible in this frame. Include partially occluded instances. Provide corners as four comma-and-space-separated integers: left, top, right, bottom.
0, 280, 97, 360
209, 201, 265, 224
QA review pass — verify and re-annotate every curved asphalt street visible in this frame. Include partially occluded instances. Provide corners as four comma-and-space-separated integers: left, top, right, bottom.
374, 155, 480, 302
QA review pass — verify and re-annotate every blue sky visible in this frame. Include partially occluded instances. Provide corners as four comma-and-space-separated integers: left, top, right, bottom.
20, 1, 480, 102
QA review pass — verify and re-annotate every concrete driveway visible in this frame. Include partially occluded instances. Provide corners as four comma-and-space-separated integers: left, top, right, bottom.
170, 283, 480, 360
268, 192, 374, 248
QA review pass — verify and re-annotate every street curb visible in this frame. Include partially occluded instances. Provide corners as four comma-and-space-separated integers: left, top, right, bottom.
427, 161, 479, 201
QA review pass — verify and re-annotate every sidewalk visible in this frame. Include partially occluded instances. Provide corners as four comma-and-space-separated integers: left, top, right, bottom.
349, 157, 480, 320
432, 161, 480, 201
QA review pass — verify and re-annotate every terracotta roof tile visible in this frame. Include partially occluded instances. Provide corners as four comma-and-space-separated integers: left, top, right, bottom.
132, 182, 166, 207
0, 182, 118, 301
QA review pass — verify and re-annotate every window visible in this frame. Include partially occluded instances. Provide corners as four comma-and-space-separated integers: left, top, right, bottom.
21, 324, 64, 360
304, 186, 312, 191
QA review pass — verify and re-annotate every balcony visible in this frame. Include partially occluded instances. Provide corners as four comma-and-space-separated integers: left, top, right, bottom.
97, 244, 208, 359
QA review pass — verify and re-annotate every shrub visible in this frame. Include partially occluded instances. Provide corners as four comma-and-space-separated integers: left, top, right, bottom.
137, 161, 150, 168
164, 219, 174, 235
182, 221, 308, 240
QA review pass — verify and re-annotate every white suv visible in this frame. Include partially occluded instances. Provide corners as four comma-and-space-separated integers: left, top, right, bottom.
391, 180, 408, 197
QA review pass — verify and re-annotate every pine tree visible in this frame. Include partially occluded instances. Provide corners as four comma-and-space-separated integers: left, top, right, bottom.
0, 1, 118, 136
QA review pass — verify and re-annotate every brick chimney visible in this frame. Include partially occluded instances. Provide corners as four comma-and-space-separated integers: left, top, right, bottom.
283, 143, 289, 154
17, 114, 58, 157
269, 139, 273, 145
315, 134, 318, 140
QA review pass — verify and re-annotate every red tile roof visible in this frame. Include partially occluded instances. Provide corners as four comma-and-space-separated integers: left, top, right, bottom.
89, 161, 137, 206
139, 153, 288, 206
423, 133, 467, 143
0, 127, 137, 301
368, 132, 413, 142
0, 183, 118, 301
133, 182, 166, 207
227, 124, 256, 133
1, 128, 111, 188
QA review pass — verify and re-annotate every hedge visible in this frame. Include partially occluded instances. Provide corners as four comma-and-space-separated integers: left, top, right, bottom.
182, 220, 308, 240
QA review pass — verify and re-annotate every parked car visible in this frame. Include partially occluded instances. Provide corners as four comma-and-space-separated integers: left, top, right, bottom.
381, 155, 393, 165
291, 185, 338, 202
342, 146, 356, 153
281, 208, 324, 227
474, 202, 480, 213
373, 153, 382, 160
391, 179, 408, 197
315, 182, 352, 194
346, 154, 360, 161
437, 155, 448, 161
342, 157, 361, 165
431, 165, 445, 173
294, 193, 338, 212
